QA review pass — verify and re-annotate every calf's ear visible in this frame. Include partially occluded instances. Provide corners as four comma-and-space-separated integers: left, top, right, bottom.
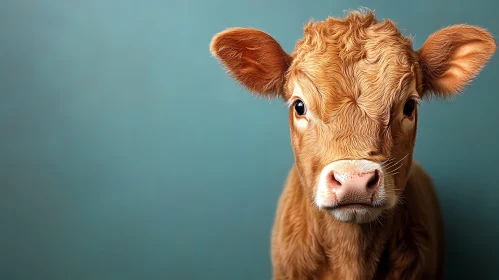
417, 25, 496, 97
210, 28, 292, 98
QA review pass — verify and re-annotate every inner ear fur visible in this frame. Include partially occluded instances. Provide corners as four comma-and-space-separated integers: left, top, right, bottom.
418, 24, 497, 97
210, 28, 292, 97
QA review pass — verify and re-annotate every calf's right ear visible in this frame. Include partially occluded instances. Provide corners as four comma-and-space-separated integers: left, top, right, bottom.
210, 28, 292, 98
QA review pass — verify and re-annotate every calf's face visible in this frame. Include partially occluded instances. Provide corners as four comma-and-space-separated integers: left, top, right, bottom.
210, 11, 496, 223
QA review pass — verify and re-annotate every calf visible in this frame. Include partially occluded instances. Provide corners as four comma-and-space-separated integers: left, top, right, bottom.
210, 10, 496, 279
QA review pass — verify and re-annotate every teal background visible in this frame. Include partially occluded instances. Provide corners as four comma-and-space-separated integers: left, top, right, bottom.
1, 0, 498, 279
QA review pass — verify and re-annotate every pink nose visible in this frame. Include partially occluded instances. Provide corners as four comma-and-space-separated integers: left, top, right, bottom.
327, 169, 381, 204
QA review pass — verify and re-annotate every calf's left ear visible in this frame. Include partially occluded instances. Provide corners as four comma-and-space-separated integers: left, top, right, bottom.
418, 25, 497, 97
210, 28, 292, 98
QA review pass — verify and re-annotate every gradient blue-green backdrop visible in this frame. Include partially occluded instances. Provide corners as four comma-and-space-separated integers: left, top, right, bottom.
1, 1, 498, 279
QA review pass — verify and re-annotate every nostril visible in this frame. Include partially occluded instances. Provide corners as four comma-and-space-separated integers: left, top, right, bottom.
367, 170, 380, 189
333, 173, 342, 186
329, 171, 342, 189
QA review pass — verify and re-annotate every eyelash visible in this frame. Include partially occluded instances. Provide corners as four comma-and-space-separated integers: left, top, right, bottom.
286, 98, 299, 108
410, 97, 422, 105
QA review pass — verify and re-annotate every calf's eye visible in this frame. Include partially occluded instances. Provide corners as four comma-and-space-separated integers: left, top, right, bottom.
403, 99, 416, 117
294, 100, 307, 116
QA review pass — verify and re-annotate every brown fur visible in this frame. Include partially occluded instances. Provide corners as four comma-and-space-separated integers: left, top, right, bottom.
210, 10, 496, 280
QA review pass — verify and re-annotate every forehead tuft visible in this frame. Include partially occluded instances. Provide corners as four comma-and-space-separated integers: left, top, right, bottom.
291, 10, 414, 63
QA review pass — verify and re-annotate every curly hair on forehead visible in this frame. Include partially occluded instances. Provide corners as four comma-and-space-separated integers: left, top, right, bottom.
292, 9, 414, 63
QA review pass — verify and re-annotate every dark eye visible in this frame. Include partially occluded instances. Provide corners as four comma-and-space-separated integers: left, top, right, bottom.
403, 99, 416, 117
294, 100, 307, 116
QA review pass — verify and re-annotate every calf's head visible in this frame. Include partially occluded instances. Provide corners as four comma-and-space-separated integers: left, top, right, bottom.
210, 11, 496, 223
